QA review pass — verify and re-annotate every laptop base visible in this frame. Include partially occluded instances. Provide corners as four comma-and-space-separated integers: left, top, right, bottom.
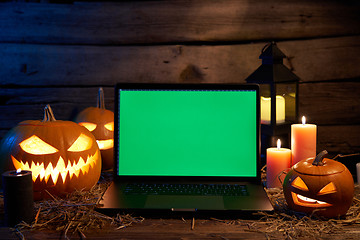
97, 181, 274, 219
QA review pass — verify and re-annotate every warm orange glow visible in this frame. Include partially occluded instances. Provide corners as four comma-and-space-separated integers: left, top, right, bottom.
292, 177, 309, 191
96, 139, 114, 150
318, 182, 337, 195
79, 122, 97, 132
104, 122, 114, 131
67, 133, 93, 152
19, 135, 59, 155
11, 150, 99, 184
291, 192, 331, 207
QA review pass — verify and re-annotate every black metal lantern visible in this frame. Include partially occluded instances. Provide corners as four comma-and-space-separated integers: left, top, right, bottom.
246, 42, 299, 159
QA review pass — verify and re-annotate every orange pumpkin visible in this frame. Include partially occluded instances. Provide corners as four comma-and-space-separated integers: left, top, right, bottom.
75, 88, 114, 170
0, 105, 102, 200
283, 150, 354, 218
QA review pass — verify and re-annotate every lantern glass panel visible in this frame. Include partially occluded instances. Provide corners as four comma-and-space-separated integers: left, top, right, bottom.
259, 84, 272, 125
276, 83, 297, 123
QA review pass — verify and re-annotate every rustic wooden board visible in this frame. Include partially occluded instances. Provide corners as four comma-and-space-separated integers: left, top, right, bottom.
0, 87, 115, 130
1, 81, 359, 127
299, 81, 360, 125
17, 219, 278, 239
277, 37, 360, 83
2, 218, 356, 239
0, 0, 359, 160
0, 84, 359, 154
318, 125, 360, 154
1, 36, 360, 86
0, 0, 359, 45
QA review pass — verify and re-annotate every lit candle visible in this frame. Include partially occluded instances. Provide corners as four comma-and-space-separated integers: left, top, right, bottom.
2, 169, 34, 227
261, 95, 285, 124
291, 116, 317, 166
266, 139, 291, 188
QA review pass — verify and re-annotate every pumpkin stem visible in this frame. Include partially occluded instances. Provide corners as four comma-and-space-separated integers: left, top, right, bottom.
97, 87, 105, 109
312, 150, 328, 166
43, 104, 56, 122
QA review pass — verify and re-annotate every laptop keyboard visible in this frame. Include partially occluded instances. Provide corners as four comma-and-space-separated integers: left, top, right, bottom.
124, 183, 249, 196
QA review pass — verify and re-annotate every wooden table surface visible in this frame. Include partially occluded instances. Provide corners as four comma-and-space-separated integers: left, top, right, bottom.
1, 177, 360, 239
1, 217, 360, 240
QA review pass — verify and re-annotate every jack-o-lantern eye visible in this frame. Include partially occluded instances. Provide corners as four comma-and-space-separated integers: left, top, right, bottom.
292, 177, 309, 191
79, 122, 97, 132
68, 133, 93, 152
20, 135, 59, 155
104, 122, 114, 131
318, 182, 337, 195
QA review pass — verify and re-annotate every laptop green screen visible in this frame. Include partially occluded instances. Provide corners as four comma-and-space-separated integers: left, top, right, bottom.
117, 87, 257, 177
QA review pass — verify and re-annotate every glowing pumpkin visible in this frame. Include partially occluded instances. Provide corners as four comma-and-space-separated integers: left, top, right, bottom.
283, 150, 354, 218
75, 88, 114, 170
0, 105, 102, 200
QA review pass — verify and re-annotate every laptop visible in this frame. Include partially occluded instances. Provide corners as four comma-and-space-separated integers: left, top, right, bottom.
98, 83, 273, 216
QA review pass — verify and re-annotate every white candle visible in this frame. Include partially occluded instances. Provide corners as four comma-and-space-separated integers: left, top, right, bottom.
357, 162, 360, 184
291, 116, 317, 166
261, 95, 285, 124
266, 139, 291, 188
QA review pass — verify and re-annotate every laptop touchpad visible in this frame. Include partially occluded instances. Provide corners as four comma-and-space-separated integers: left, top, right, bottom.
145, 196, 224, 210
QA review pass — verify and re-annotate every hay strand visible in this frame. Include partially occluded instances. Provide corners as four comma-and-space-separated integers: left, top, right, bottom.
1, 169, 360, 239
251, 165, 360, 239
11, 173, 143, 238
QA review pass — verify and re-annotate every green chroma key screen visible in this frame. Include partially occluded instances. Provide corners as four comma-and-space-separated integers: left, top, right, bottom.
117, 88, 257, 177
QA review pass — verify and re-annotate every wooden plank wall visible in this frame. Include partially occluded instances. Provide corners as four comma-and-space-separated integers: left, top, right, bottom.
0, 0, 359, 155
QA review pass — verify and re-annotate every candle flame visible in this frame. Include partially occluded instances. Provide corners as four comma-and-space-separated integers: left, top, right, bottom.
16, 168, 22, 173
277, 139, 281, 150
302, 116, 306, 125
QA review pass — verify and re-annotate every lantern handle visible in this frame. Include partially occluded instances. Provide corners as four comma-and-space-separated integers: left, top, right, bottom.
312, 150, 328, 166
97, 87, 106, 109
43, 104, 56, 122
261, 41, 275, 53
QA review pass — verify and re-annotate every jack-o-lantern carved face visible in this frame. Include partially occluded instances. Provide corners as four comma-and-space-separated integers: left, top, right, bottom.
283, 151, 354, 218
0, 105, 102, 200
290, 176, 336, 208
78, 120, 114, 151
75, 88, 114, 170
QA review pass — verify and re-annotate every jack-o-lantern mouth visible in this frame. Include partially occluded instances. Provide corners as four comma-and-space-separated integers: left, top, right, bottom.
291, 192, 332, 208
11, 150, 99, 185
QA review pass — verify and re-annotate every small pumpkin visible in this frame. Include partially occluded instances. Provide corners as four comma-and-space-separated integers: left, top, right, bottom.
283, 150, 354, 218
75, 88, 114, 170
0, 105, 102, 200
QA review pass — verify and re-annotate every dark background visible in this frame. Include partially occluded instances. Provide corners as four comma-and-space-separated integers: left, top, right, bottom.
0, 0, 359, 156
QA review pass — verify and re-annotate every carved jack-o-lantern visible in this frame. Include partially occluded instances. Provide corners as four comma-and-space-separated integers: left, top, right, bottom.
283, 150, 354, 218
75, 88, 114, 170
0, 105, 102, 200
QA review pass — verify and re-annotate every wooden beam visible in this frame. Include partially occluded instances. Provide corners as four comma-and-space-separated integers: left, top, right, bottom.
0, 86, 359, 154
0, 87, 114, 129
1, 36, 360, 86
1, 82, 359, 127
318, 125, 360, 154
299, 81, 360, 125
0, 0, 359, 45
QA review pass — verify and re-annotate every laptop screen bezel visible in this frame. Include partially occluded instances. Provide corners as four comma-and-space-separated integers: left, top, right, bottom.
114, 83, 261, 184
